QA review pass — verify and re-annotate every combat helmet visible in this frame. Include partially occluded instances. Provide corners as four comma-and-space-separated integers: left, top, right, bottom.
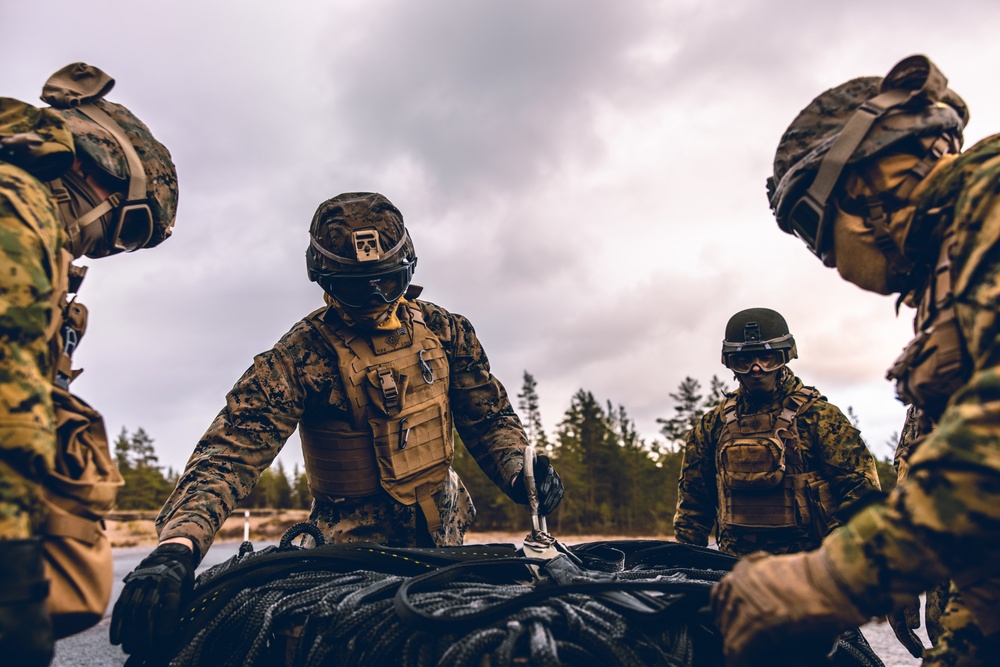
41, 63, 178, 257
768, 55, 968, 265
306, 192, 417, 308
721, 308, 797, 374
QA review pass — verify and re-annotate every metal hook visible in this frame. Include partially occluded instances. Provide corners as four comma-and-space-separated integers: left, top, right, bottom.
418, 349, 435, 385
398, 418, 410, 450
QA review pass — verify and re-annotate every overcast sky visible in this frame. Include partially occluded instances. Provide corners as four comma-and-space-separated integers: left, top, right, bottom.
3, 1, 999, 476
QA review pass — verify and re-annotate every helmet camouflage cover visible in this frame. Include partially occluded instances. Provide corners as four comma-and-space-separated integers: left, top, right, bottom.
721, 307, 797, 366
768, 55, 968, 256
41, 63, 178, 250
307, 192, 417, 307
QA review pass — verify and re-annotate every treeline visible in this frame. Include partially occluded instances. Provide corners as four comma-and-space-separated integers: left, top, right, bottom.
112, 371, 899, 535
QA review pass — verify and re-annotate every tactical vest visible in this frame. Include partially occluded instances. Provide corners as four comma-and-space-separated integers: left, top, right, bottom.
299, 303, 453, 533
887, 228, 971, 423
715, 387, 832, 534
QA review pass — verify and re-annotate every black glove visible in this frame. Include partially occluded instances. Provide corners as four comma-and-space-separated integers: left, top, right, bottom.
512, 454, 564, 516
887, 599, 925, 659
110, 542, 196, 655
0, 538, 54, 667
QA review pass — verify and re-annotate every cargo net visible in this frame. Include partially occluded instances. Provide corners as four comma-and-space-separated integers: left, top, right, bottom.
129, 524, 884, 667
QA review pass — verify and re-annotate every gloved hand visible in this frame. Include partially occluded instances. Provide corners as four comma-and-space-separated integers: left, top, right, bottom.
109, 542, 196, 655
712, 549, 871, 667
0, 538, 54, 667
887, 598, 925, 659
511, 454, 564, 516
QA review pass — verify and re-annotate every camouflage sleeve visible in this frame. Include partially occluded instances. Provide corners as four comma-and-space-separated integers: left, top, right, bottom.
673, 407, 723, 546
421, 301, 526, 498
893, 405, 924, 482
800, 400, 881, 514
822, 190, 1000, 616
156, 332, 308, 559
0, 166, 61, 539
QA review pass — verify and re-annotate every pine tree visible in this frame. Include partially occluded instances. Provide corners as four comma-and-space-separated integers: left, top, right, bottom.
656, 376, 704, 450
517, 371, 550, 452
114, 427, 176, 510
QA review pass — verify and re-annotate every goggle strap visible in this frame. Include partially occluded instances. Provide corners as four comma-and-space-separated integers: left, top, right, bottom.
73, 194, 119, 231
75, 103, 147, 203
310, 230, 410, 265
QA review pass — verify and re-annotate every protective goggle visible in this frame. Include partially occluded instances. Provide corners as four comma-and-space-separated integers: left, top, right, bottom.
108, 199, 154, 252
76, 103, 153, 254
726, 350, 787, 374
312, 260, 416, 308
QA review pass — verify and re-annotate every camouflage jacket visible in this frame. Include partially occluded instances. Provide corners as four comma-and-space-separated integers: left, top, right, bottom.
823, 134, 1000, 634
157, 299, 528, 560
0, 99, 71, 539
673, 370, 881, 556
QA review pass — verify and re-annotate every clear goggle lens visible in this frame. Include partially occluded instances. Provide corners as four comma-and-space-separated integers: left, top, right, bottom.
727, 350, 787, 374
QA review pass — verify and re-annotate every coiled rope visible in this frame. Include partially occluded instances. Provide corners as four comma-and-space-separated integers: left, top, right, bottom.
127, 532, 884, 667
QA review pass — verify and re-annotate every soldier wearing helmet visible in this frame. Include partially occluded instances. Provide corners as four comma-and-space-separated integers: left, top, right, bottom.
674, 308, 880, 557
109, 192, 564, 658
0, 63, 178, 664
714, 54, 1000, 666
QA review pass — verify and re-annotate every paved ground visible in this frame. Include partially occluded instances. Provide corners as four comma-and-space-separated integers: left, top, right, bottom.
53, 541, 928, 667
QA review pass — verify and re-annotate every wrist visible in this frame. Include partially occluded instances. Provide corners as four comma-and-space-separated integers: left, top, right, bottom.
820, 506, 896, 616
158, 537, 199, 565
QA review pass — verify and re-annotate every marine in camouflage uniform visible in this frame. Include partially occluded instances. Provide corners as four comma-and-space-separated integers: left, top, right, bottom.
0, 63, 178, 665
110, 192, 565, 658
713, 55, 1000, 667
154, 293, 536, 557
674, 308, 880, 557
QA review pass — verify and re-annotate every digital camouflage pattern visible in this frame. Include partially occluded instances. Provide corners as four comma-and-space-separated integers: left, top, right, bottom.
41, 63, 178, 249
768, 64, 967, 228
821, 134, 1000, 665
894, 405, 948, 647
157, 298, 528, 560
673, 370, 881, 557
0, 98, 70, 540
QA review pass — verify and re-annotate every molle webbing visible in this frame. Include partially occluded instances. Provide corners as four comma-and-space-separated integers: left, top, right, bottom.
299, 425, 381, 500
887, 228, 970, 421
299, 304, 453, 534
717, 387, 820, 530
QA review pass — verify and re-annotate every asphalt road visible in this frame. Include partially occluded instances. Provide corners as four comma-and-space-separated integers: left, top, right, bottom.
52, 542, 929, 667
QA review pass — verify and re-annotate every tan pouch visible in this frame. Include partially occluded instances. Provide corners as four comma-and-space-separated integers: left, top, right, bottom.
41, 386, 123, 638
719, 437, 786, 490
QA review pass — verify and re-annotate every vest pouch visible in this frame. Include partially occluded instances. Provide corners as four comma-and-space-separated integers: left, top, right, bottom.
363, 368, 411, 417
370, 401, 453, 506
888, 309, 969, 420
719, 436, 786, 490
41, 386, 123, 638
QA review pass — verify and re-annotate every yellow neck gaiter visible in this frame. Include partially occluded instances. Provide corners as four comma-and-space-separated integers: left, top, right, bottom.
325, 292, 405, 331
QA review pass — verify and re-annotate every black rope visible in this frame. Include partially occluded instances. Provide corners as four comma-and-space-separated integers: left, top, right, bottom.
135, 537, 883, 667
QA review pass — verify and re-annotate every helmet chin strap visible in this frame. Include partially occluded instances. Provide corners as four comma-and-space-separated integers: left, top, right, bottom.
47, 168, 117, 258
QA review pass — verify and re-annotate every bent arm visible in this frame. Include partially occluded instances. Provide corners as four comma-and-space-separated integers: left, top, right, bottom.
673, 413, 720, 547
155, 345, 304, 560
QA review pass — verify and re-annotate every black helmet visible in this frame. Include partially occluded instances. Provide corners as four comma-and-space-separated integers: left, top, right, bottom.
721, 308, 797, 373
306, 192, 417, 308
768, 54, 967, 264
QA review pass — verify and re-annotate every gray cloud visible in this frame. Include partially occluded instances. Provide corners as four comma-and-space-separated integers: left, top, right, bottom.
3, 0, 998, 474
